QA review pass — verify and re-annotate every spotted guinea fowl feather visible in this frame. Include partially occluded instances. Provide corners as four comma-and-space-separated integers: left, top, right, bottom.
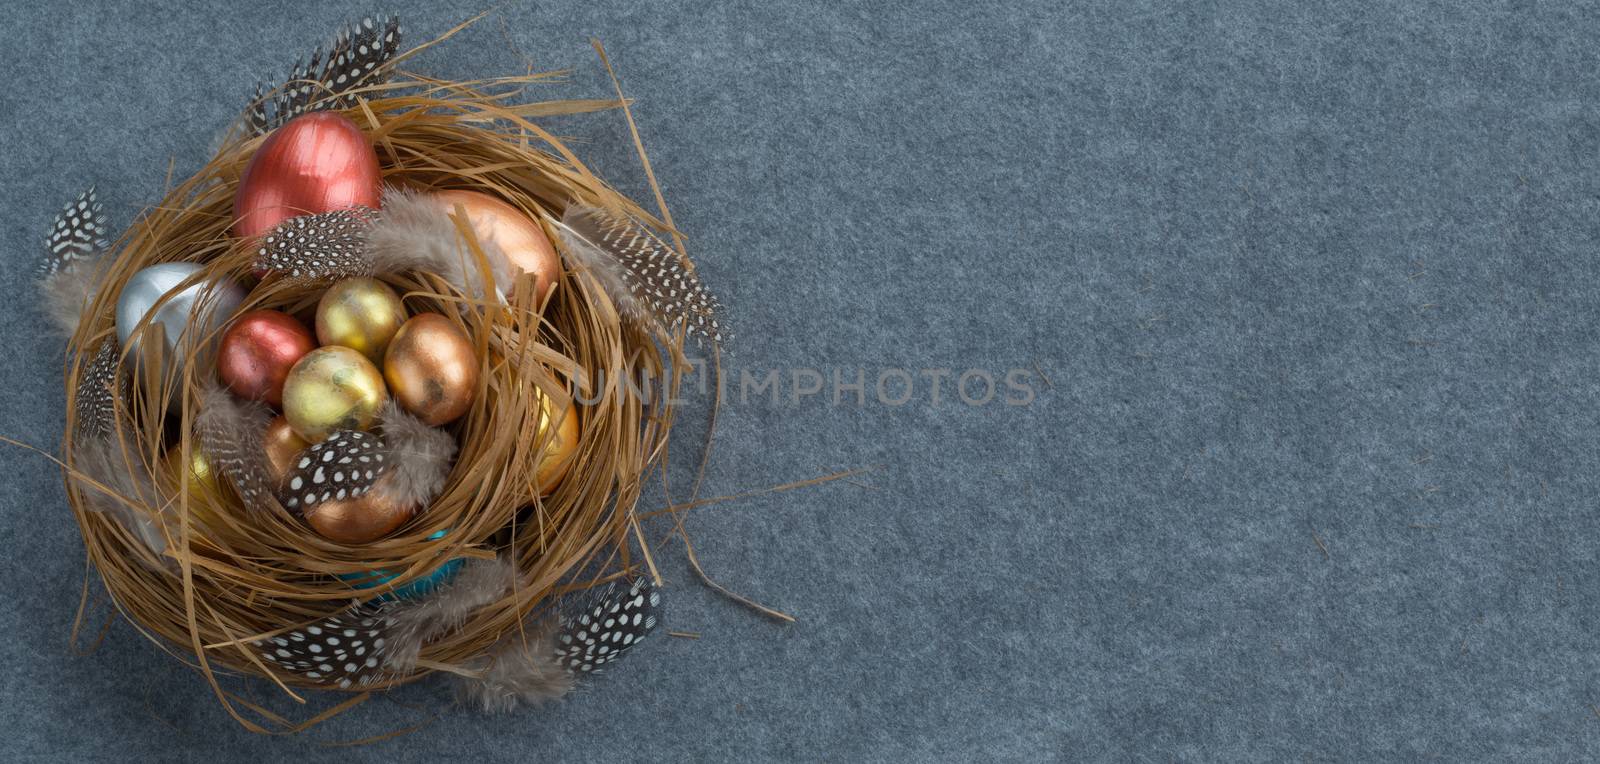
40, 187, 113, 336
254, 558, 513, 687
553, 577, 661, 674
74, 338, 128, 442
252, 208, 374, 281
245, 16, 403, 135
195, 386, 277, 512
259, 572, 661, 701
553, 205, 724, 343
278, 430, 389, 512
42, 187, 109, 277
255, 603, 392, 689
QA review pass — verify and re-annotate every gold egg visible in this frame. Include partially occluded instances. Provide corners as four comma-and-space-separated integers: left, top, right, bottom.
165, 446, 230, 527
383, 313, 479, 426
282, 346, 388, 442
535, 391, 580, 493
262, 415, 310, 483
305, 489, 412, 544
315, 277, 407, 362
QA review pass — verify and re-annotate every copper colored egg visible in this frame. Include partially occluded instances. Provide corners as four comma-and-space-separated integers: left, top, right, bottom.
262, 415, 310, 483
304, 490, 411, 544
315, 277, 407, 362
216, 310, 316, 406
383, 313, 479, 426
535, 391, 580, 493
282, 346, 388, 441
233, 112, 382, 238
434, 190, 560, 299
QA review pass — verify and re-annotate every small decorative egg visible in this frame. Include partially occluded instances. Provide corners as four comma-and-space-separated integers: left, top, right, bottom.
282, 346, 387, 441
115, 263, 245, 385
535, 391, 580, 494
383, 313, 479, 426
315, 277, 407, 362
337, 530, 463, 599
433, 189, 560, 299
305, 489, 411, 544
217, 309, 316, 406
165, 446, 230, 527
262, 415, 309, 483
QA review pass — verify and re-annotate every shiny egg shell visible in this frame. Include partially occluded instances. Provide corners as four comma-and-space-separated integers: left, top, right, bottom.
305, 489, 412, 544
434, 189, 560, 300
234, 112, 382, 238
315, 277, 407, 362
262, 415, 310, 484
115, 263, 245, 386
383, 313, 479, 426
535, 391, 580, 494
337, 530, 464, 599
217, 310, 316, 406
282, 346, 388, 441
165, 446, 231, 527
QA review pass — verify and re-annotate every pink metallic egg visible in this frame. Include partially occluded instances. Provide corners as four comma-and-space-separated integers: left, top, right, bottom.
233, 112, 382, 239
216, 310, 316, 406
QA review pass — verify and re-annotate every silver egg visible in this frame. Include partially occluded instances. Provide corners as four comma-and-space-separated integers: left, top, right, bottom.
115, 263, 245, 388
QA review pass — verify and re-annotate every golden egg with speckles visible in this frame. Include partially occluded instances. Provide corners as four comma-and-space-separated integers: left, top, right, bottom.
282, 346, 388, 441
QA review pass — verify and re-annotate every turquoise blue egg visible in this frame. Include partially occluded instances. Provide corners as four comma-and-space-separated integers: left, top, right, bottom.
339, 530, 464, 601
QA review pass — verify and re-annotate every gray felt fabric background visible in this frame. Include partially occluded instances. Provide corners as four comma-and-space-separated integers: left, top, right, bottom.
2, 0, 1598, 760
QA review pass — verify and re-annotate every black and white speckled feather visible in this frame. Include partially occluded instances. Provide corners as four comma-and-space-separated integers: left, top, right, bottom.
253, 208, 374, 280
245, 16, 403, 135
195, 386, 277, 512
554, 577, 661, 673
255, 604, 394, 689
42, 187, 109, 277
40, 187, 114, 336
262, 573, 661, 697
256, 558, 514, 687
73, 338, 127, 442
554, 205, 724, 343
279, 430, 388, 511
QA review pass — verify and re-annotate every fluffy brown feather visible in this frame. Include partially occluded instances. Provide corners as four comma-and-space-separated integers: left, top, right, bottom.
372, 400, 457, 508
452, 615, 573, 712
382, 556, 518, 673
366, 186, 513, 299
43, 264, 108, 337
74, 436, 169, 560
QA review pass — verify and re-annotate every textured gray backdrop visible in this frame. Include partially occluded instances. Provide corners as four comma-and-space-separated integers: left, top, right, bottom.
3, 0, 1598, 761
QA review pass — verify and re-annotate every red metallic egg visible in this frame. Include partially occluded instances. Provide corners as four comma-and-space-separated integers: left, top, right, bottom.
233, 112, 382, 239
217, 310, 317, 406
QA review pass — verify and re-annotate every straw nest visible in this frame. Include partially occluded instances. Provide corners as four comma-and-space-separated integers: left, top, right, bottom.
55, 56, 690, 714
